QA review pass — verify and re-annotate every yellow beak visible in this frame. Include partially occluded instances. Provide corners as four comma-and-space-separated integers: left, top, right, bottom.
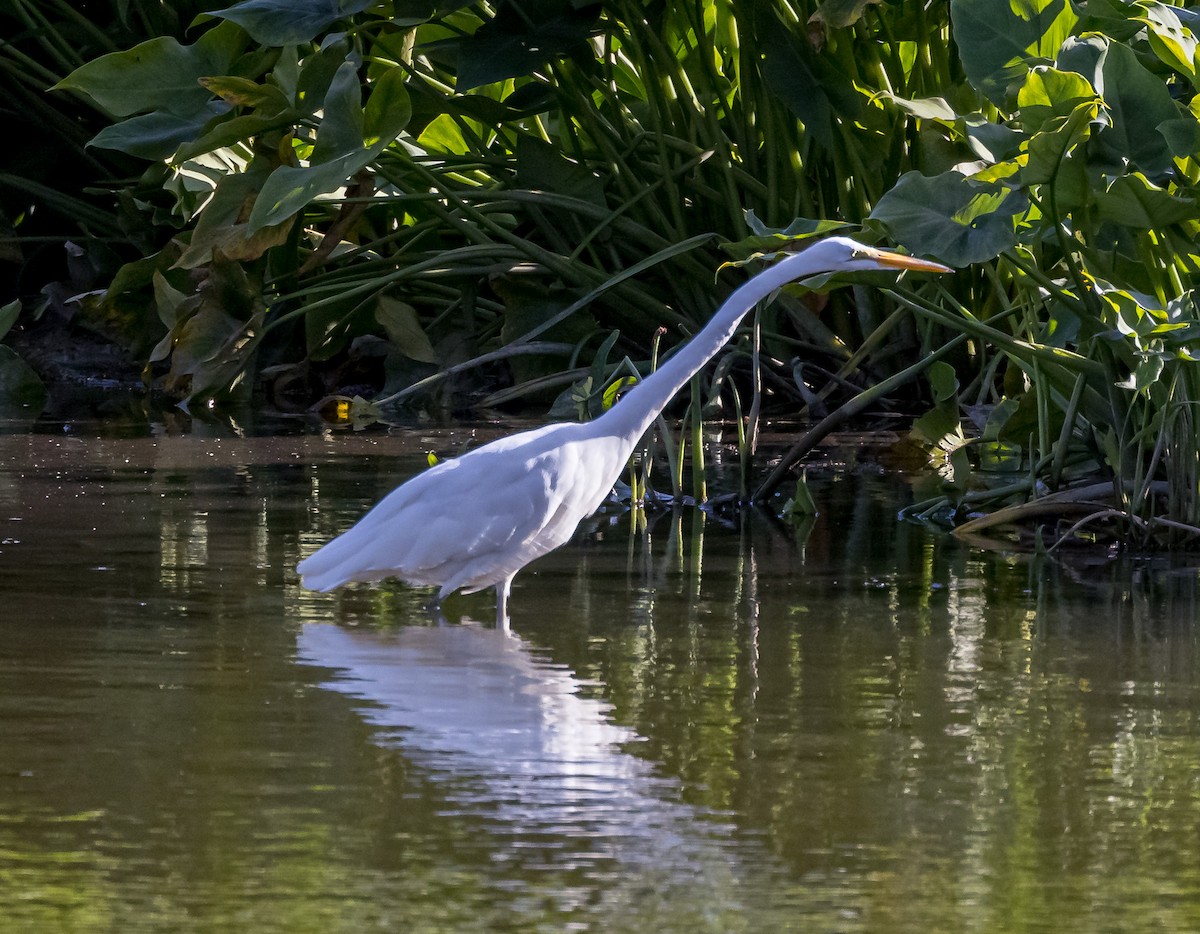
864, 247, 953, 273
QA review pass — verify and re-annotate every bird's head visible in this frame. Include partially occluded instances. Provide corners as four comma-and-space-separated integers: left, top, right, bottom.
779, 236, 952, 278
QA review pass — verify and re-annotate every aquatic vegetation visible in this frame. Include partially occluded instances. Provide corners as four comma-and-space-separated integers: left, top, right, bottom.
10, 0, 1200, 546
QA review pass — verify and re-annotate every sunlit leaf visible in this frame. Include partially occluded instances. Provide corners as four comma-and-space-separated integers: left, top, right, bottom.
602, 376, 637, 411
952, 0, 1079, 104
1135, 1, 1198, 82
1016, 66, 1096, 132
723, 212, 853, 262
1021, 100, 1100, 185
198, 76, 292, 112
883, 94, 959, 122
1093, 172, 1200, 228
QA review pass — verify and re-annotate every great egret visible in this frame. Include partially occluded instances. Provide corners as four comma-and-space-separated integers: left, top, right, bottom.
297, 236, 951, 625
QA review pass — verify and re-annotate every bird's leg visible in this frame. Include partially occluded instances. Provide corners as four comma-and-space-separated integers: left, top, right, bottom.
424, 594, 448, 625
495, 576, 513, 631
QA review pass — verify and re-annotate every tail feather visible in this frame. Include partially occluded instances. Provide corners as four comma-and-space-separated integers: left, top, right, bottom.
297, 523, 380, 592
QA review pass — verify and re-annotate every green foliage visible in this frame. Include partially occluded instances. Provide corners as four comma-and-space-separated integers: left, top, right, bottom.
0, 300, 47, 417
45, 0, 963, 413
21, 0, 1200, 543
870, 0, 1200, 543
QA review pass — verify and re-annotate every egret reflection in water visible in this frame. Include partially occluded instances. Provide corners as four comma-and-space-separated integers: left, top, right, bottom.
297, 621, 791, 923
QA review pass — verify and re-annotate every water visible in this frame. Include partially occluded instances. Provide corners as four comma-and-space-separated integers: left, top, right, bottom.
3, 425, 1200, 931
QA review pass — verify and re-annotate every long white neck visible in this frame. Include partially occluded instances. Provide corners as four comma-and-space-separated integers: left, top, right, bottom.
595, 252, 816, 446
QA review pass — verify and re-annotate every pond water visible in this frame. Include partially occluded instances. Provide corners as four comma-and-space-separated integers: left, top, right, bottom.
2, 422, 1200, 931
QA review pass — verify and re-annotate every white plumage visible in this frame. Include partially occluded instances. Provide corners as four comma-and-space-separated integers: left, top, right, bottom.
297, 237, 951, 625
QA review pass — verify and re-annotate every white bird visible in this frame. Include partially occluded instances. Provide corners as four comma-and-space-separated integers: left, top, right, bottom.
297, 236, 951, 626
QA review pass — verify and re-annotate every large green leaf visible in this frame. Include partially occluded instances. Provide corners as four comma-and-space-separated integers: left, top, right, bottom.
952, 0, 1079, 105
89, 108, 225, 159
1022, 100, 1100, 185
176, 170, 295, 269
1094, 172, 1200, 228
247, 65, 411, 231
1135, 1, 1198, 83
54, 21, 247, 118
454, 1, 600, 90
760, 16, 861, 148
309, 62, 365, 163
376, 297, 437, 364
869, 170, 1027, 266
0, 346, 47, 415
1016, 66, 1096, 133
208, 0, 376, 46
0, 301, 19, 342
1093, 39, 1184, 177
173, 109, 301, 163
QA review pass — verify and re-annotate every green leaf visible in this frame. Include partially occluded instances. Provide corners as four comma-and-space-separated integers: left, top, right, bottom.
376, 297, 437, 364
911, 401, 964, 449
54, 20, 246, 118
0, 300, 19, 342
198, 76, 292, 113
1016, 66, 1096, 133
1118, 353, 1166, 392
89, 108, 223, 160
207, 0, 376, 46
1021, 99, 1100, 185
1093, 39, 1182, 177
783, 471, 819, 518
454, 2, 599, 90
982, 397, 1022, 441
883, 94, 959, 122
723, 212, 854, 263
965, 117, 1025, 163
760, 18, 861, 148
176, 170, 295, 269
516, 136, 606, 208
927, 360, 959, 403
247, 65, 410, 231
1093, 172, 1199, 228
310, 62, 365, 164
810, 0, 883, 29
869, 170, 1027, 266
173, 109, 301, 163
417, 114, 468, 154
601, 376, 638, 412
0, 346, 46, 414
951, 0, 1079, 105
1135, 2, 1198, 82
